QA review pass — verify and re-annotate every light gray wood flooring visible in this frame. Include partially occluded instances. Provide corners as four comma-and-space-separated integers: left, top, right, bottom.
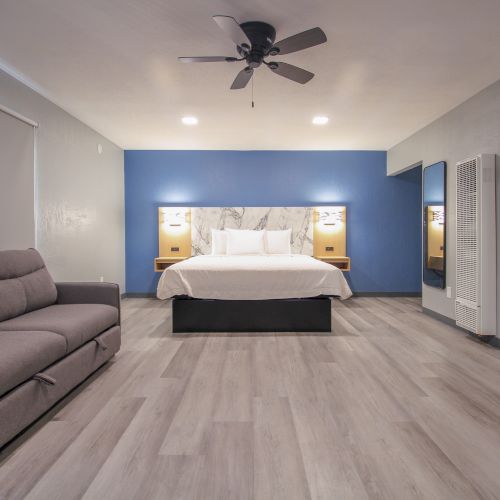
2, 297, 500, 499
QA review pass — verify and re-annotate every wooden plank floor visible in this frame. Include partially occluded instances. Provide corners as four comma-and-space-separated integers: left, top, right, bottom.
2, 297, 500, 499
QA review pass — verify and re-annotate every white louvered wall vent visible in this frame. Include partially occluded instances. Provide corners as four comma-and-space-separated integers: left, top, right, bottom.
455, 154, 496, 336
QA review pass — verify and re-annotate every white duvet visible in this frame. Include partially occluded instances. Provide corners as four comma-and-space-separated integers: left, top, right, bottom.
156, 254, 352, 300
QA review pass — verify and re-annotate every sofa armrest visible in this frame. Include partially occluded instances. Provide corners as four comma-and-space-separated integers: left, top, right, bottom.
55, 282, 121, 324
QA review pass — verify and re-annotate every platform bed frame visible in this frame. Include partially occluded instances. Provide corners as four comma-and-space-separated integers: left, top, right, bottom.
172, 296, 332, 333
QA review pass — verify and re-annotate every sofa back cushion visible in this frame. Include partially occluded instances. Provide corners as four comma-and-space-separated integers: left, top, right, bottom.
0, 279, 27, 322
0, 249, 57, 321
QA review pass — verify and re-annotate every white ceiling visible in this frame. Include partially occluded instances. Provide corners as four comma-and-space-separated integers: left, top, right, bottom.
2, 0, 500, 150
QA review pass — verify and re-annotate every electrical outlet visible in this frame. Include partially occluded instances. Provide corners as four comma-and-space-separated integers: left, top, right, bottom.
325, 246, 334, 252
446, 286, 452, 298
171, 247, 180, 252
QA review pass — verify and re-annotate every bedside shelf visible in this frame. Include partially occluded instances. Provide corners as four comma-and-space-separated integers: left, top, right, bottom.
314, 256, 351, 271
154, 256, 189, 272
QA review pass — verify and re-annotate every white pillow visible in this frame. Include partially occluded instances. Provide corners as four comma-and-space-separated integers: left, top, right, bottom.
211, 229, 227, 255
266, 229, 291, 254
225, 229, 266, 255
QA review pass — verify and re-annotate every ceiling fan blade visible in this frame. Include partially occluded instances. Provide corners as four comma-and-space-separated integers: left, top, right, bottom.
268, 62, 314, 84
231, 67, 253, 89
272, 27, 327, 55
178, 56, 238, 63
213, 15, 251, 49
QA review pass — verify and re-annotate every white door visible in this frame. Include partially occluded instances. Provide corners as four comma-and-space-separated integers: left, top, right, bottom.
0, 108, 35, 250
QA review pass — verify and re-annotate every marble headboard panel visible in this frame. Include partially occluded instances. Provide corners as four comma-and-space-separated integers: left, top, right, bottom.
191, 207, 313, 255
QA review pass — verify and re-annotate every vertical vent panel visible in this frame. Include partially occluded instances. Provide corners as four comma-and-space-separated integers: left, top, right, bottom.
455, 154, 496, 336
456, 158, 479, 332
456, 159, 478, 303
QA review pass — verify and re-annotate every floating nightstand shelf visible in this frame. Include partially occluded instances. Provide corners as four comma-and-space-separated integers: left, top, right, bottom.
154, 256, 189, 272
315, 256, 351, 271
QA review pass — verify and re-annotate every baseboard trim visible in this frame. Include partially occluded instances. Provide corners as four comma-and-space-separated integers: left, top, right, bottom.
423, 307, 500, 348
122, 293, 156, 298
422, 307, 456, 326
486, 337, 500, 348
353, 292, 422, 297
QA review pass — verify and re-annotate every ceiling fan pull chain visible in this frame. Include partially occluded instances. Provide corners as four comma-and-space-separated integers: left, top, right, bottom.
251, 74, 255, 108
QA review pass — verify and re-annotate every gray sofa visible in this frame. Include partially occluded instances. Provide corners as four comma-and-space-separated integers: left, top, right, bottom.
0, 249, 121, 448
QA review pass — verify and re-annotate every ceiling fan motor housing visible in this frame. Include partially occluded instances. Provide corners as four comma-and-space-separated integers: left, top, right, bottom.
237, 21, 277, 67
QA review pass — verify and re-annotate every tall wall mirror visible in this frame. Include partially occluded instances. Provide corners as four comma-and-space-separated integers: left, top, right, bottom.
423, 161, 446, 288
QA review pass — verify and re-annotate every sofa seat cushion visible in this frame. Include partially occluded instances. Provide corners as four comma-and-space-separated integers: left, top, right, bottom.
0, 330, 67, 396
0, 304, 119, 353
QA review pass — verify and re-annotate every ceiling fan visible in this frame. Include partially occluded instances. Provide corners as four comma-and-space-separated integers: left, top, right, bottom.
179, 16, 327, 89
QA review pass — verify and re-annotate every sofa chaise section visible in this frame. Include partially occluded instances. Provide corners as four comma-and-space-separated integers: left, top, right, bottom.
0, 249, 121, 448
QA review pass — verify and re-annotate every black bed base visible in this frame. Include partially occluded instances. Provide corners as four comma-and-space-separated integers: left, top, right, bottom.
172, 296, 332, 333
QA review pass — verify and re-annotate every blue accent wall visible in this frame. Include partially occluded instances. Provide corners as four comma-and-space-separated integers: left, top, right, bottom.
125, 150, 421, 294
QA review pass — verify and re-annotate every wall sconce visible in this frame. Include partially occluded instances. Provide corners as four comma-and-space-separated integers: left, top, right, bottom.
160, 207, 188, 226
431, 206, 445, 225
317, 207, 344, 226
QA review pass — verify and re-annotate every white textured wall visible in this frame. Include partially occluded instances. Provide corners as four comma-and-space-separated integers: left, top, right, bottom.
388, 79, 500, 327
0, 68, 125, 290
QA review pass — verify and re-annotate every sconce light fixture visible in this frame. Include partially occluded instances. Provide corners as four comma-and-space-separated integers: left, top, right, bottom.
431, 206, 445, 225
317, 206, 344, 226
161, 207, 187, 226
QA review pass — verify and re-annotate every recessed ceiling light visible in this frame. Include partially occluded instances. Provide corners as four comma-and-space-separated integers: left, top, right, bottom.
312, 116, 329, 125
181, 116, 198, 125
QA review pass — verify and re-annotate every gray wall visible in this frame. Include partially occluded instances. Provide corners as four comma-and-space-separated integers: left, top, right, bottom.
0, 68, 125, 290
388, 79, 500, 328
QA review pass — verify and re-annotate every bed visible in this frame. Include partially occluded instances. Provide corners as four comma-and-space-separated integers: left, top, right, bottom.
157, 254, 352, 332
